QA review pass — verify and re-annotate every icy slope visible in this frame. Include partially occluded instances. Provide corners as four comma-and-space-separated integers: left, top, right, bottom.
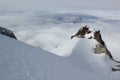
0, 34, 112, 80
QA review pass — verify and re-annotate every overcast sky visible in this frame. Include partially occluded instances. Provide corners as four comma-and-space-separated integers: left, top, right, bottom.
0, 0, 120, 11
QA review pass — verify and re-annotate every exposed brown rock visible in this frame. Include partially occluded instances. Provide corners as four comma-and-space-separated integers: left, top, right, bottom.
71, 25, 91, 39
94, 31, 105, 46
71, 25, 120, 71
93, 30, 118, 63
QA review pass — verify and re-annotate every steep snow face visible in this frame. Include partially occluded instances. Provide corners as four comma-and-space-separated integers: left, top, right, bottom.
50, 37, 79, 56
0, 35, 112, 80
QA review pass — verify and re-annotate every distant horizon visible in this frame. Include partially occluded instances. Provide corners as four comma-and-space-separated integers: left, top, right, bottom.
0, 8, 119, 12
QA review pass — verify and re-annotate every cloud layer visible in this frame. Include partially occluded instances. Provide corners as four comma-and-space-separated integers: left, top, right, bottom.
0, 10, 120, 56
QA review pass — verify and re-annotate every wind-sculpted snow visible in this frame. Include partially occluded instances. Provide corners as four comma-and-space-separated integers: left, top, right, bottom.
0, 34, 119, 80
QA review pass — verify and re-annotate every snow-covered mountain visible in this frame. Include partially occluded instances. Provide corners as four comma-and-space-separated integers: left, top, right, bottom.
0, 34, 118, 80
0, 29, 120, 80
0, 10, 120, 80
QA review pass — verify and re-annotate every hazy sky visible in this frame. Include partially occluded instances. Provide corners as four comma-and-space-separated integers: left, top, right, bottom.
0, 0, 120, 10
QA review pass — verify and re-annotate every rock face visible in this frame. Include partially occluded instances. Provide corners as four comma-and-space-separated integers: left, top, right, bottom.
94, 44, 106, 54
0, 27, 17, 39
71, 25, 110, 55
71, 25, 91, 39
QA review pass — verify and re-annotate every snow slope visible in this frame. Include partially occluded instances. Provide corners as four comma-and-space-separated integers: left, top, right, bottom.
0, 10, 120, 80
0, 34, 120, 80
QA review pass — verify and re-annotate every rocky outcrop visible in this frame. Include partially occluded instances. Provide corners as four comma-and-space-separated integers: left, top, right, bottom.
71, 25, 120, 71
93, 31, 105, 46
0, 27, 17, 39
93, 44, 106, 53
93, 30, 114, 61
71, 25, 113, 58
71, 25, 91, 39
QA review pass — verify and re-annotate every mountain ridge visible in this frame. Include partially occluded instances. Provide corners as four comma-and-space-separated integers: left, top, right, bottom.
0, 34, 111, 80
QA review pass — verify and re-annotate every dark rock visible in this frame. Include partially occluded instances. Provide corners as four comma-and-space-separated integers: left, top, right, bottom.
71, 25, 89, 39
94, 31, 105, 46
0, 27, 17, 39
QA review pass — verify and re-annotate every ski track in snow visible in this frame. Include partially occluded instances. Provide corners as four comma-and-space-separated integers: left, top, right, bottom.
20, 46, 34, 80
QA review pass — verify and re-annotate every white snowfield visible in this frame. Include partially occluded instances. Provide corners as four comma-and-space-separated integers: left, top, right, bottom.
0, 34, 120, 80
